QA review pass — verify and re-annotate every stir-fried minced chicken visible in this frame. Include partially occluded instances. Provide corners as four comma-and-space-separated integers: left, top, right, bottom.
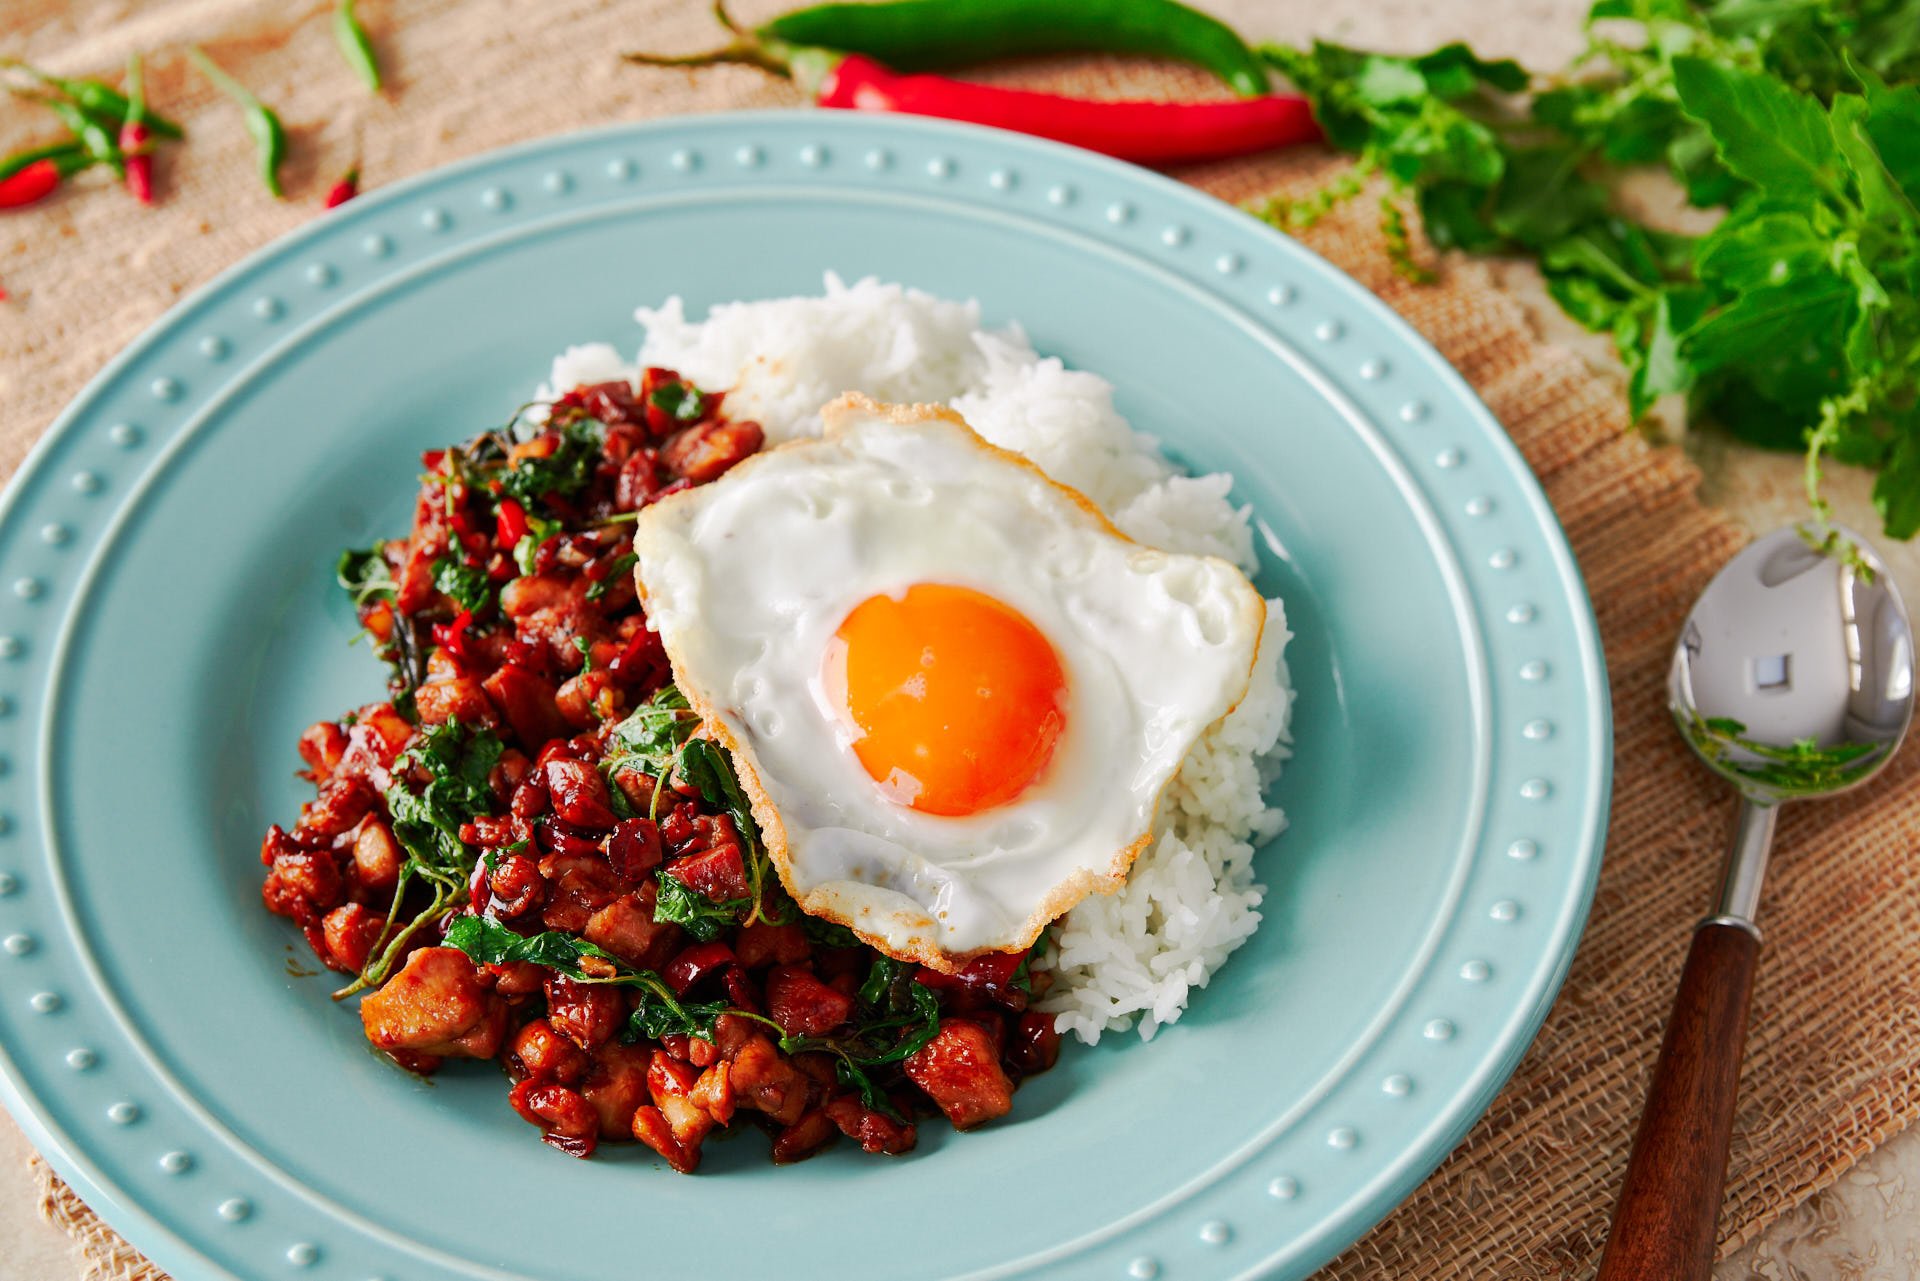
257, 372, 1060, 1170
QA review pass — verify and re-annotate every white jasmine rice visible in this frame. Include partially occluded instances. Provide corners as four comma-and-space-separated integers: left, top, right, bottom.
544, 274, 1294, 1043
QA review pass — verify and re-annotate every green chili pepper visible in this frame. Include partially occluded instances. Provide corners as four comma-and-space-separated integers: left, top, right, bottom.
0, 58, 184, 138
758, 0, 1270, 97
334, 0, 384, 92
188, 47, 287, 198
0, 140, 90, 183
18, 92, 124, 177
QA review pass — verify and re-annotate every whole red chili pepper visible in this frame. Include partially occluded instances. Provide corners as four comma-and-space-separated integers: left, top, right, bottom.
121, 53, 153, 206
325, 168, 360, 209
815, 54, 1319, 165
0, 158, 62, 210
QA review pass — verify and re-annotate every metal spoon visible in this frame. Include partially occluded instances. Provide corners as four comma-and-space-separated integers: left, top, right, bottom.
1596, 523, 1914, 1281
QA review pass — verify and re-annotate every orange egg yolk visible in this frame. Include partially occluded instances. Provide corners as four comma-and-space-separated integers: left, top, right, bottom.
828, 583, 1068, 817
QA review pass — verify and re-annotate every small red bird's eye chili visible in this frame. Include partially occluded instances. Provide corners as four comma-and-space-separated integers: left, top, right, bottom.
324, 168, 360, 209
0, 158, 63, 210
120, 53, 153, 206
815, 55, 1321, 166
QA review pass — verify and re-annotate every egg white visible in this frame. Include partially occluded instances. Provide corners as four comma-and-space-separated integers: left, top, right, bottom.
632, 394, 1265, 967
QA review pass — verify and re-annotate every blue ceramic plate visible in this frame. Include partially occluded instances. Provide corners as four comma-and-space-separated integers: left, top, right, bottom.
0, 113, 1608, 1281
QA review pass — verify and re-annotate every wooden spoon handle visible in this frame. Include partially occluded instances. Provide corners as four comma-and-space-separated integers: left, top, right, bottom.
1595, 921, 1760, 1281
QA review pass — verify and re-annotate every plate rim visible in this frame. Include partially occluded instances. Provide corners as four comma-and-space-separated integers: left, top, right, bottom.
0, 109, 1613, 1281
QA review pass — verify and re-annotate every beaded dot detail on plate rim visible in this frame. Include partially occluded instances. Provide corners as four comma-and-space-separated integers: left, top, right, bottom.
1508, 838, 1539, 860
1424, 1018, 1454, 1041
1161, 225, 1188, 246
1047, 183, 1073, 205
1314, 319, 1343, 342
108, 1102, 139, 1125
0, 873, 15, 897
362, 233, 391, 258
480, 186, 510, 211
306, 263, 335, 286
1127, 1257, 1158, 1280
735, 145, 763, 168
1267, 284, 1294, 306
288, 1243, 319, 1267
1489, 548, 1517, 570
160, 1151, 192, 1175
1520, 778, 1550, 800
1492, 900, 1521, 922
1359, 358, 1387, 380
110, 423, 142, 448
1269, 1175, 1299, 1200
65, 1048, 95, 1071
1215, 252, 1241, 274
1524, 719, 1554, 741
864, 148, 890, 170
0, 636, 20, 659
149, 377, 180, 402
608, 157, 636, 178
1465, 496, 1492, 517
253, 296, 282, 320
1382, 1073, 1412, 1096
1507, 603, 1537, 624
1435, 448, 1462, 469
988, 168, 1013, 189
671, 149, 697, 172
1200, 1219, 1232, 1245
200, 334, 229, 358
926, 156, 952, 178
1461, 959, 1491, 982
0, 695, 11, 716
217, 1198, 250, 1223
1106, 201, 1132, 224
544, 170, 571, 193
3, 933, 32, 955
800, 145, 826, 168
1520, 660, 1549, 681
0, 813, 12, 833
14, 579, 41, 601
1399, 400, 1429, 423
30, 992, 61, 1013
1328, 1126, 1357, 1149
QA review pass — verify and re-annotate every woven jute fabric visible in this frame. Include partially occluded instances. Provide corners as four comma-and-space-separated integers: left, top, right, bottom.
6, 3, 1919, 1278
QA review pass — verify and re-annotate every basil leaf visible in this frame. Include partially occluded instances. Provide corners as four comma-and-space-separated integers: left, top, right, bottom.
336, 544, 395, 607
652, 872, 747, 942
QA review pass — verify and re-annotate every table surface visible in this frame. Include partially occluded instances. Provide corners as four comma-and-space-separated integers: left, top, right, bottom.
1, 0, 1915, 1277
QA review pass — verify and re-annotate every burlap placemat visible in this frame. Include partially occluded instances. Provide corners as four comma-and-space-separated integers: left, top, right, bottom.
6, 2, 1919, 1278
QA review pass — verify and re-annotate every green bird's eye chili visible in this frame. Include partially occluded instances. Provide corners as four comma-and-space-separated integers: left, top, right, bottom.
757, 0, 1270, 97
0, 58, 185, 139
120, 52, 154, 206
21, 92, 125, 178
0, 140, 89, 183
334, 0, 384, 92
188, 47, 288, 198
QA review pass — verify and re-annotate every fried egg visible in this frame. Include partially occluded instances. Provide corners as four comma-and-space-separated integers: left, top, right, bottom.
631, 394, 1265, 968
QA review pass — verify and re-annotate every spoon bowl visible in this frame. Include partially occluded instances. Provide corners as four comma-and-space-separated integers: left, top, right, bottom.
1670, 525, 1915, 803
